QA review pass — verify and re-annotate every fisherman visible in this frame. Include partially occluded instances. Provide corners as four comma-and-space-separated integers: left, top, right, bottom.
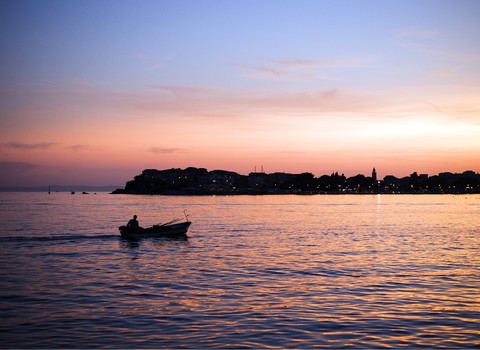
127, 215, 139, 229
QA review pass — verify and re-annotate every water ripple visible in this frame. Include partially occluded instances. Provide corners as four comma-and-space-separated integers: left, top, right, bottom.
0, 193, 479, 348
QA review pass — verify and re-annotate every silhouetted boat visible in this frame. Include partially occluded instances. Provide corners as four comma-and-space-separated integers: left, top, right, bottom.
119, 221, 191, 240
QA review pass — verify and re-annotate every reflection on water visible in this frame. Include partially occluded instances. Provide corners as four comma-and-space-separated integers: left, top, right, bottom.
0, 193, 479, 348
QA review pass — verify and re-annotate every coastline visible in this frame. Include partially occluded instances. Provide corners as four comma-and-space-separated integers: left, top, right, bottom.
112, 167, 480, 195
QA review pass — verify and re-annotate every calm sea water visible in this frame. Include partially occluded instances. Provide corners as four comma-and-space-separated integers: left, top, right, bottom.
0, 193, 479, 348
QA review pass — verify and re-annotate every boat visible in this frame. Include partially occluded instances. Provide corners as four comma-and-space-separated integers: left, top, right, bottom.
119, 221, 191, 240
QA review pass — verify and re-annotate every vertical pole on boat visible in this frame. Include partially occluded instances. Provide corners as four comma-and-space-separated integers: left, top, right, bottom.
184, 209, 190, 222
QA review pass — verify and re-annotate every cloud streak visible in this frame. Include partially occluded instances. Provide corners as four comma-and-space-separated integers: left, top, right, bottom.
68, 144, 97, 152
2, 142, 57, 151
400, 42, 480, 61
233, 63, 289, 80
275, 58, 365, 69
1, 141, 101, 154
148, 147, 187, 154
234, 57, 365, 81
397, 26, 439, 38
151, 85, 218, 96
431, 67, 458, 78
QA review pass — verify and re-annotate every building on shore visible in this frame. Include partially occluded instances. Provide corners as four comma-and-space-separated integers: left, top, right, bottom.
112, 168, 480, 195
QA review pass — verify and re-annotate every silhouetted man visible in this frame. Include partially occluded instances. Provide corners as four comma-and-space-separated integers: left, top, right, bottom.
127, 215, 139, 229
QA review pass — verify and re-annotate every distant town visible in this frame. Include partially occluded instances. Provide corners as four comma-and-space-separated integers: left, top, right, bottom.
112, 167, 480, 195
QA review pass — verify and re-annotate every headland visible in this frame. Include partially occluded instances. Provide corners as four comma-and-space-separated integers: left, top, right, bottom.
112, 167, 480, 195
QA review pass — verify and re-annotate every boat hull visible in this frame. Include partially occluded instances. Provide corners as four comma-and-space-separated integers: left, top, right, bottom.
119, 221, 191, 240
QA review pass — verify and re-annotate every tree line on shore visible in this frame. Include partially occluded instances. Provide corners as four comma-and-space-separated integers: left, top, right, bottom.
112, 167, 480, 195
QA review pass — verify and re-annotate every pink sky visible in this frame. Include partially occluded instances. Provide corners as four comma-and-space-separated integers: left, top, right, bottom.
1, 1, 479, 186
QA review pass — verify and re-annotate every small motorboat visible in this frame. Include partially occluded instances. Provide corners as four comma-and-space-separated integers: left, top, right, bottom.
119, 221, 191, 240
120, 210, 191, 240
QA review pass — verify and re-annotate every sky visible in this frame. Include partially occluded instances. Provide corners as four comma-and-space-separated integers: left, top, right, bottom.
1, 0, 479, 187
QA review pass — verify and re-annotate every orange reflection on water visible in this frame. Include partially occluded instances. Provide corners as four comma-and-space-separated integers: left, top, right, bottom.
1, 193, 479, 348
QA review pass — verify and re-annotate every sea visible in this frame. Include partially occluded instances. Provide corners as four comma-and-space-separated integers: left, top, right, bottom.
0, 192, 479, 348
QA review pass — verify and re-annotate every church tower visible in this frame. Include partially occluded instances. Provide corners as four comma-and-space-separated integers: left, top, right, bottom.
372, 167, 377, 183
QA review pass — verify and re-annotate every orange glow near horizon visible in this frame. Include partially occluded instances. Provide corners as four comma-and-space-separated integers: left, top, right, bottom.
1, 1, 479, 186
1, 86, 479, 186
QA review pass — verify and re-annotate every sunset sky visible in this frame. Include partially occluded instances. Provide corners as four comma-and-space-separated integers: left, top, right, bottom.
1, 0, 479, 187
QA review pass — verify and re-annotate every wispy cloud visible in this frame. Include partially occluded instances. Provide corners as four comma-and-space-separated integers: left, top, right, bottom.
68, 144, 97, 152
148, 147, 187, 154
150, 85, 217, 96
145, 63, 163, 71
3, 80, 478, 131
275, 58, 365, 69
235, 63, 287, 79
234, 57, 365, 81
1, 142, 98, 155
402, 43, 480, 61
397, 26, 439, 38
2, 142, 57, 151
423, 98, 480, 124
432, 67, 458, 78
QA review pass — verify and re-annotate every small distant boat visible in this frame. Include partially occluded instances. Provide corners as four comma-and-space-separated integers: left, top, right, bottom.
119, 221, 191, 240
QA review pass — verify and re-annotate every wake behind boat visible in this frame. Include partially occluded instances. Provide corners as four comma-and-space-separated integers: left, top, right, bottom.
119, 211, 191, 240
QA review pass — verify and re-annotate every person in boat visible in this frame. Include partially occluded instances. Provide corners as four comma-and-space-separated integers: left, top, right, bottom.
126, 215, 139, 229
